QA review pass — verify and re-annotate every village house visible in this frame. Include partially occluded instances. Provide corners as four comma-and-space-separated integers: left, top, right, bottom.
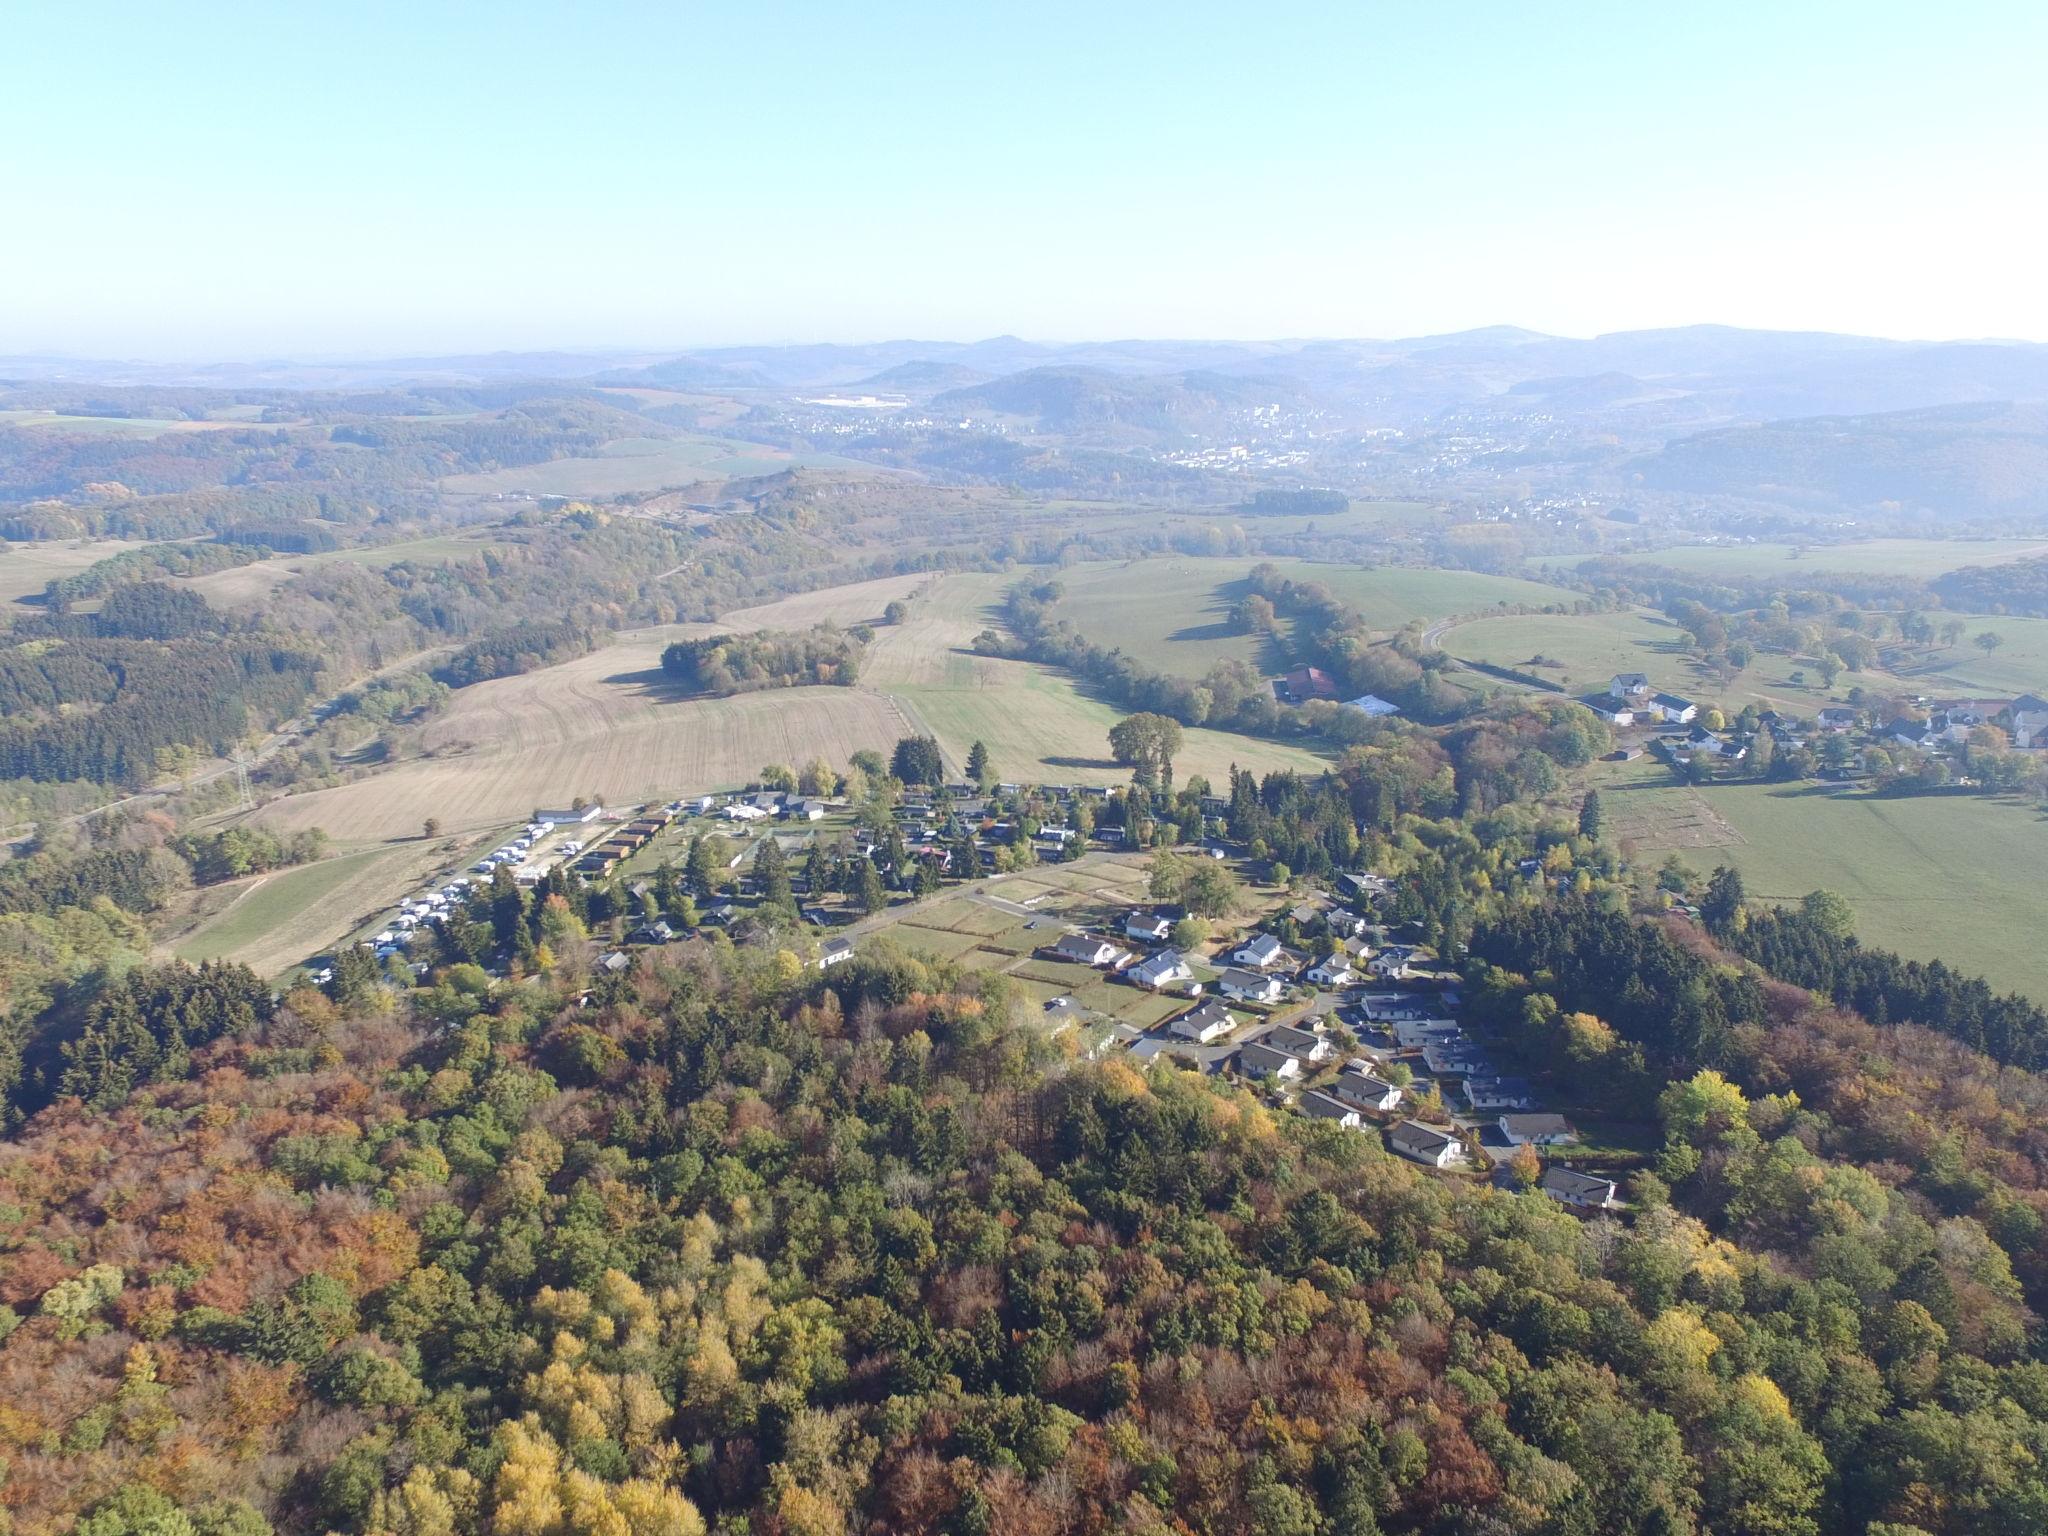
1581, 695, 1636, 726
817, 938, 855, 970
1306, 955, 1357, 987
2010, 694, 2048, 749
1817, 706, 1859, 731
1368, 944, 1422, 980
1649, 693, 1699, 725
1499, 1112, 1577, 1146
1391, 1017, 1463, 1050
1051, 932, 1129, 968
1169, 998, 1238, 1043
1333, 1067, 1403, 1113
1465, 1075, 1539, 1112
1542, 1166, 1620, 1210
1217, 967, 1285, 1004
1263, 1022, 1334, 1062
1232, 933, 1288, 970
1123, 909, 1175, 944
1389, 1119, 1466, 1168
1237, 1040, 1306, 1080
1298, 1090, 1364, 1127
1608, 672, 1652, 699
1129, 949, 1195, 991
1423, 1041, 1494, 1077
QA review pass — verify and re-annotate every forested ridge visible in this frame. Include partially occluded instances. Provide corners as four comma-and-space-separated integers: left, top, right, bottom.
1, 894, 2047, 1533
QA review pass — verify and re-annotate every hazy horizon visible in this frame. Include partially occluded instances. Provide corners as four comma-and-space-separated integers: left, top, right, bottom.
5, 1, 2046, 356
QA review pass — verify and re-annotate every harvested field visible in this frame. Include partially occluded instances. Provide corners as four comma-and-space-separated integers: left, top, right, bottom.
0, 537, 159, 613
248, 624, 914, 840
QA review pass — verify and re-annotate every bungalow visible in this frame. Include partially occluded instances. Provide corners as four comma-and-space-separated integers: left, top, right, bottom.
1368, 944, 1422, 979
1170, 999, 1238, 1043
1499, 1113, 1577, 1146
1364, 993, 1444, 1024
1465, 1075, 1539, 1113
1218, 968, 1285, 1004
1817, 706, 1859, 731
1345, 694, 1402, 718
1388, 1119, 1466, 1169
1306, 956, 1357, 987
1298, 1090, 1363, 1127
1542, 1167, 1620, 1210
1649, 693, 1698, 725
1232, 933, 1287, 970
1581, 695, 1636, 726
1129, 949, 1195, 991
1422, 1042, 1494, 1077
724, 803, 769, 822
1391, 1017, 1462, 1050
1263, 1023, 1335, 1062
598, 950, 632, 974
1124, 910, 1175, 944
1339, 871, 1395, 904
1333, 1067, 1403, 1112
1237, 1041, 1306, 1080
790, 799, 827, 822
1051, 933, 1128, 968
1608, 672, 1652, 699
630, 919, 679, 945
818, 938, 855, 970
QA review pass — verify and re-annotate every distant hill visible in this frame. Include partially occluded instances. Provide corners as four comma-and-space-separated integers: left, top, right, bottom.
931, 365, 1313, 442
594, 356, 778, 391
854, 359, 993, 394
1633, 402, 2048, 518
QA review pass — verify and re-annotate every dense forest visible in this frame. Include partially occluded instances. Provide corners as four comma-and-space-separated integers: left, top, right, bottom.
0, 909, 2046, 1534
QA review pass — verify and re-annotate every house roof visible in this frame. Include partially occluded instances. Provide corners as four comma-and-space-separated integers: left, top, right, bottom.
1346, 694, 1401, 717
1389, 1119, 1459, 1154
1501, 1113, 1574, 1137
1542, 1167, 1617, 1201
1053, 932, 1113, 959
1299, 1090, 1360, 1121
1218, 967, 1278, 993
1335, 1067, 1399, 1098
1238, 1041, 1304, 1074
1264, 1023, 1324, 1053
1238, 933, 1284, 961
1651, 692, 1696, 711
1176, 999, 1236, 1032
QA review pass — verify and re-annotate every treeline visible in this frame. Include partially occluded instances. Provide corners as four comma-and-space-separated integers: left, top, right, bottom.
1712, 876, 2048, 1068
42, 540, 268, 610
660, 624, 861, 694
1933, 553, 2048, 616
40, 960, 271, 1115
0, 845, 179, 919
1240, 486, 1349, 516
432, 619, 599, 688
171, 825, 327, 886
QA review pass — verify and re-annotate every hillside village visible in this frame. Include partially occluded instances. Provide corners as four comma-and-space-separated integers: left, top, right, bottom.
324, 759, 1628, 1219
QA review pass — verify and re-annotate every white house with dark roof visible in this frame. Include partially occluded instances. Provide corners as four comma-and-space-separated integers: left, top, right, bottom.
1307, 955, 1358, 987
1218, 968, 1285, 1004
1052, 933, 1128, 968
1389, 1119, 1466, 1168
1333, 1067, 1403, 1113
1649, 693, 1698, 725
1499, 1113, 1577, 1146
1129, 949, 1194, 991
1263, 1022, 1334, 1062
1299, 1090, 1364, 1127
1541, 1167, 1619, 1210
1170, 999, 1238, 1043
1124, 910, 1174, 944
1609, 672, 1652, 699
1237, 1040, 1306, 1080
1232, 933, 1288, 970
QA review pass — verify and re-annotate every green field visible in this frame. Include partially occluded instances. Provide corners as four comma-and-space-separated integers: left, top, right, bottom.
1046, 557, 1572, 682
1915, 615, 2048, 699
171, 845, 398, 967
1541, 537, 2048, 582
1599, 764, 2048, 1002
438, 434, 874, 497
1448, 609, 1836, 713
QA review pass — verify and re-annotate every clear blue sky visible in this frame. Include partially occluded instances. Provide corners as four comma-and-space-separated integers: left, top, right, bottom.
4, 1, 2044, 356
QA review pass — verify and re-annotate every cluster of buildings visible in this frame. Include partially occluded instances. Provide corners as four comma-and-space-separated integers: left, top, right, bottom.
1274, 665, 1401, 718
1056, 877, 1622, 1214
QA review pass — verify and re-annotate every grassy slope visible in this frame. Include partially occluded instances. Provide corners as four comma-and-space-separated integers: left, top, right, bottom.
1598, 761, 2048, 1002
1447, 609, 1838, 713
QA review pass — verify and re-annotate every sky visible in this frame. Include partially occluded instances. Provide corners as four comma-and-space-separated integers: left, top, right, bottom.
4, 0, 2046, 358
